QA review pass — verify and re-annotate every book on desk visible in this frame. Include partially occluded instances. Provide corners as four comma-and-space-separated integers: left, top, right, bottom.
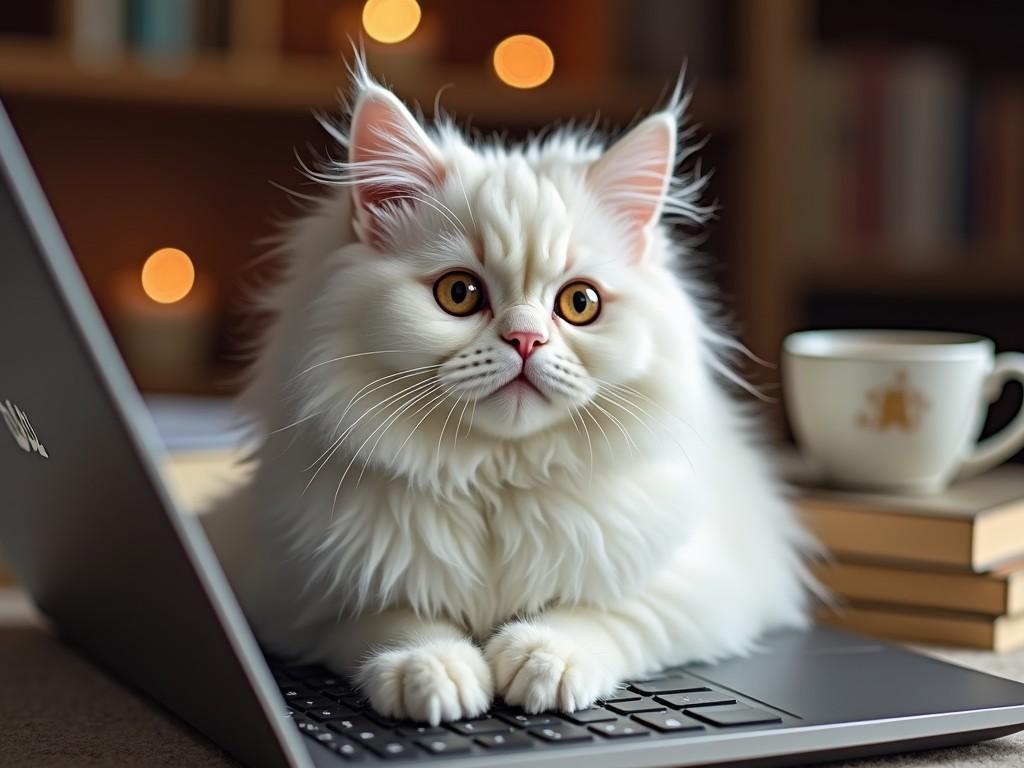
791, 464, 1024, 651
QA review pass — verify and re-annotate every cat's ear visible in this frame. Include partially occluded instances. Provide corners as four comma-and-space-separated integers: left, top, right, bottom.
349, 85, 445, 247
587, 112, 676, 260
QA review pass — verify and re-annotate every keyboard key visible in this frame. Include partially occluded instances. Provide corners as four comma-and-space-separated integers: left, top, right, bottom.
307, 706, 357, 722
685, 705, 782, 727
498, 712, 557, 728
307, 675, 346, 689
629, 677, 708, 695
562, 708, 618, 725
362, 711, 400, 728
294, 717, 322, 735
448, 717, 512, 735
656, 690, 737, 709
334, 694, 370, 710
589, 719, 651, 738
326, 716, 381, 742
365, 739, 416, 759
416, 734, 472, 755
529, 724, 593, 743
396, 724, 447, 738
632, 712, 705, 733
476, 731, 535, 750
281, 686, 317, 701
312, 731, 342, 748
325, 740, 364, 760
290, 696, 335, 711
600, 692, 642, 704
320, 685, 358, 700
606, 699, 667, 715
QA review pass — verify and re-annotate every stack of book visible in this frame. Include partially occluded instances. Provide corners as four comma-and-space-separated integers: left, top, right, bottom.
791, 465, 1024, 651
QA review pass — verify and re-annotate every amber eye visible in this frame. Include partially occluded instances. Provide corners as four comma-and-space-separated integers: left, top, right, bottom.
556, 281, 601, 325
433, 271, 485, 317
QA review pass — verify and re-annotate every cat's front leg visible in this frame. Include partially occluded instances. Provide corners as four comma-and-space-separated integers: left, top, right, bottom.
485, 608, 628, 713
317, 609, 493, 725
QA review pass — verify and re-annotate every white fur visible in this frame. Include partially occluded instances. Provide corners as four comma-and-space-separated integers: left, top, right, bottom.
203, 63, 817, 725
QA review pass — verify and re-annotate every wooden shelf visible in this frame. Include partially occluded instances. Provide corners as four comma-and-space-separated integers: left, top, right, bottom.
801, 251, 1024, 297
0, 39, 735, 128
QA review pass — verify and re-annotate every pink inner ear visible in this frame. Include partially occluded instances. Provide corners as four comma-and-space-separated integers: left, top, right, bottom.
349, 93, 445, 246
587, 114, 676, 258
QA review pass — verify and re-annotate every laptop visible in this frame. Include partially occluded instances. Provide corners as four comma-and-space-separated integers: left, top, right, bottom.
2, 101, 1024, 768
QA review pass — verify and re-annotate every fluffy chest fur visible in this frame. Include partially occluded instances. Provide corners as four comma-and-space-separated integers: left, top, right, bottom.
267, 425, 696, 640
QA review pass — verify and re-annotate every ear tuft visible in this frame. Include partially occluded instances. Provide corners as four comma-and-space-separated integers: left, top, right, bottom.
587, 112, 677, 260
348, 85, 445, 247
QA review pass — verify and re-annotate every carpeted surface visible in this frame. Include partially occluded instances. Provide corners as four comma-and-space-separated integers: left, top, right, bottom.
0, 624, 236, 767
2, 590, 1023, 767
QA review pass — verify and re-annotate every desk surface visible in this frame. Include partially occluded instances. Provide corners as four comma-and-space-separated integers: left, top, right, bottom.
3, 452, 1024, 766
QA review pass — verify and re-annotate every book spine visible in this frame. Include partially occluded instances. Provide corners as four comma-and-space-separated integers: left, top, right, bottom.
994, 86, 1024, 263
850, 50, 886, 260
130, 0, 197, 66
196, 0, 230, 51
882, 51, 964, 264
70, 0, 126, 67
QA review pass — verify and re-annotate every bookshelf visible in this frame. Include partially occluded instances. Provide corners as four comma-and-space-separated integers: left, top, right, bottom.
783, 1, 1024, 369
0, 38, 735, 126
20, 1, 1020, 399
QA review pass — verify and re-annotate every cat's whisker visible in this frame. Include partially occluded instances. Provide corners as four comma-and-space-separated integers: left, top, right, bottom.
466, 397, 478, 438
338, 364, 444, 427
565, 406, 582, 436
336, 381, 446, 504
591, 376, 705, 447
302, 376, 438, 490
387, 384, 459, 472
454, 166, 477, 228
580, 403, 613, 458
292, 350, 414, 381
305, 374, 437, 476
595, 388, 696, 475
270, 409, 323, 435
385, 194, 466, 234
452, 396, 472, 451
436, 395, 464, 455
590, 400, 639, 456
352, 381, 447, 492
594, 389, 657, 438
574, 406, 594, 482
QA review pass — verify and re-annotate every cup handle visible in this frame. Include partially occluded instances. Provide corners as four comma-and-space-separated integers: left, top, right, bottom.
957, 352, 1024, 481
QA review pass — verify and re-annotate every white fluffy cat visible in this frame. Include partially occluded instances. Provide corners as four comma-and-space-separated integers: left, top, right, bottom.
202, 62, 816, 726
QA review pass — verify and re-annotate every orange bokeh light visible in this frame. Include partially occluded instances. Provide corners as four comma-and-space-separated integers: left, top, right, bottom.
362, 0, 421, 44
493, 34, 555, 89
141, 248, 195, 304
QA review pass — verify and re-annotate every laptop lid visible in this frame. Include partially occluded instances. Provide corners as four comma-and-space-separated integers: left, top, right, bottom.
0, 101, 310, 768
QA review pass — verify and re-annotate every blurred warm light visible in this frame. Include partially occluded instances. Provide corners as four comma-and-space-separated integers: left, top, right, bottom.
493, 34, 555, 89
362, 0, 421, 44
141, 248, 195, 304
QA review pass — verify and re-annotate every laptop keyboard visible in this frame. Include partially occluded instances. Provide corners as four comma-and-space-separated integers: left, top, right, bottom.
268, 657, 787, 761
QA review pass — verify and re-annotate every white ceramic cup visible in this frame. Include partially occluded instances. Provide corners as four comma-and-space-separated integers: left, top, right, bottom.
782, 330, 1024, 494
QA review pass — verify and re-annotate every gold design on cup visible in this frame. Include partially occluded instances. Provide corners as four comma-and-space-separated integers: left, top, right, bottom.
856, 370, 929, 433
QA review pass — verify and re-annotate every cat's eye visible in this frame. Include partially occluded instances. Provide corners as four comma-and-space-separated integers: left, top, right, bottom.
433, 270, 485, 317
555, 281, 601, 325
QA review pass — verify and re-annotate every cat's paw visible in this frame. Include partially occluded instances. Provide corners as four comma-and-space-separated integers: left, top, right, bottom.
485, 623, 617, 713
356, 639, 493, 725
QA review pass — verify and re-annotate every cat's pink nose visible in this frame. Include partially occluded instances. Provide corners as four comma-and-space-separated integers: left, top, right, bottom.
503, 331, 547, 360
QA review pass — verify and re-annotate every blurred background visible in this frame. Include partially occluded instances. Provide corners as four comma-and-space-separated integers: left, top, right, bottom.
0, 0, 1021, 447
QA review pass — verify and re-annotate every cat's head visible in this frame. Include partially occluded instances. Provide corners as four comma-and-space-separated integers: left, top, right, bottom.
295, 69, 711, 451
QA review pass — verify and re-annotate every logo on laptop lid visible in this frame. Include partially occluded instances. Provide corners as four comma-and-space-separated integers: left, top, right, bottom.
0, 399, 48, 458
